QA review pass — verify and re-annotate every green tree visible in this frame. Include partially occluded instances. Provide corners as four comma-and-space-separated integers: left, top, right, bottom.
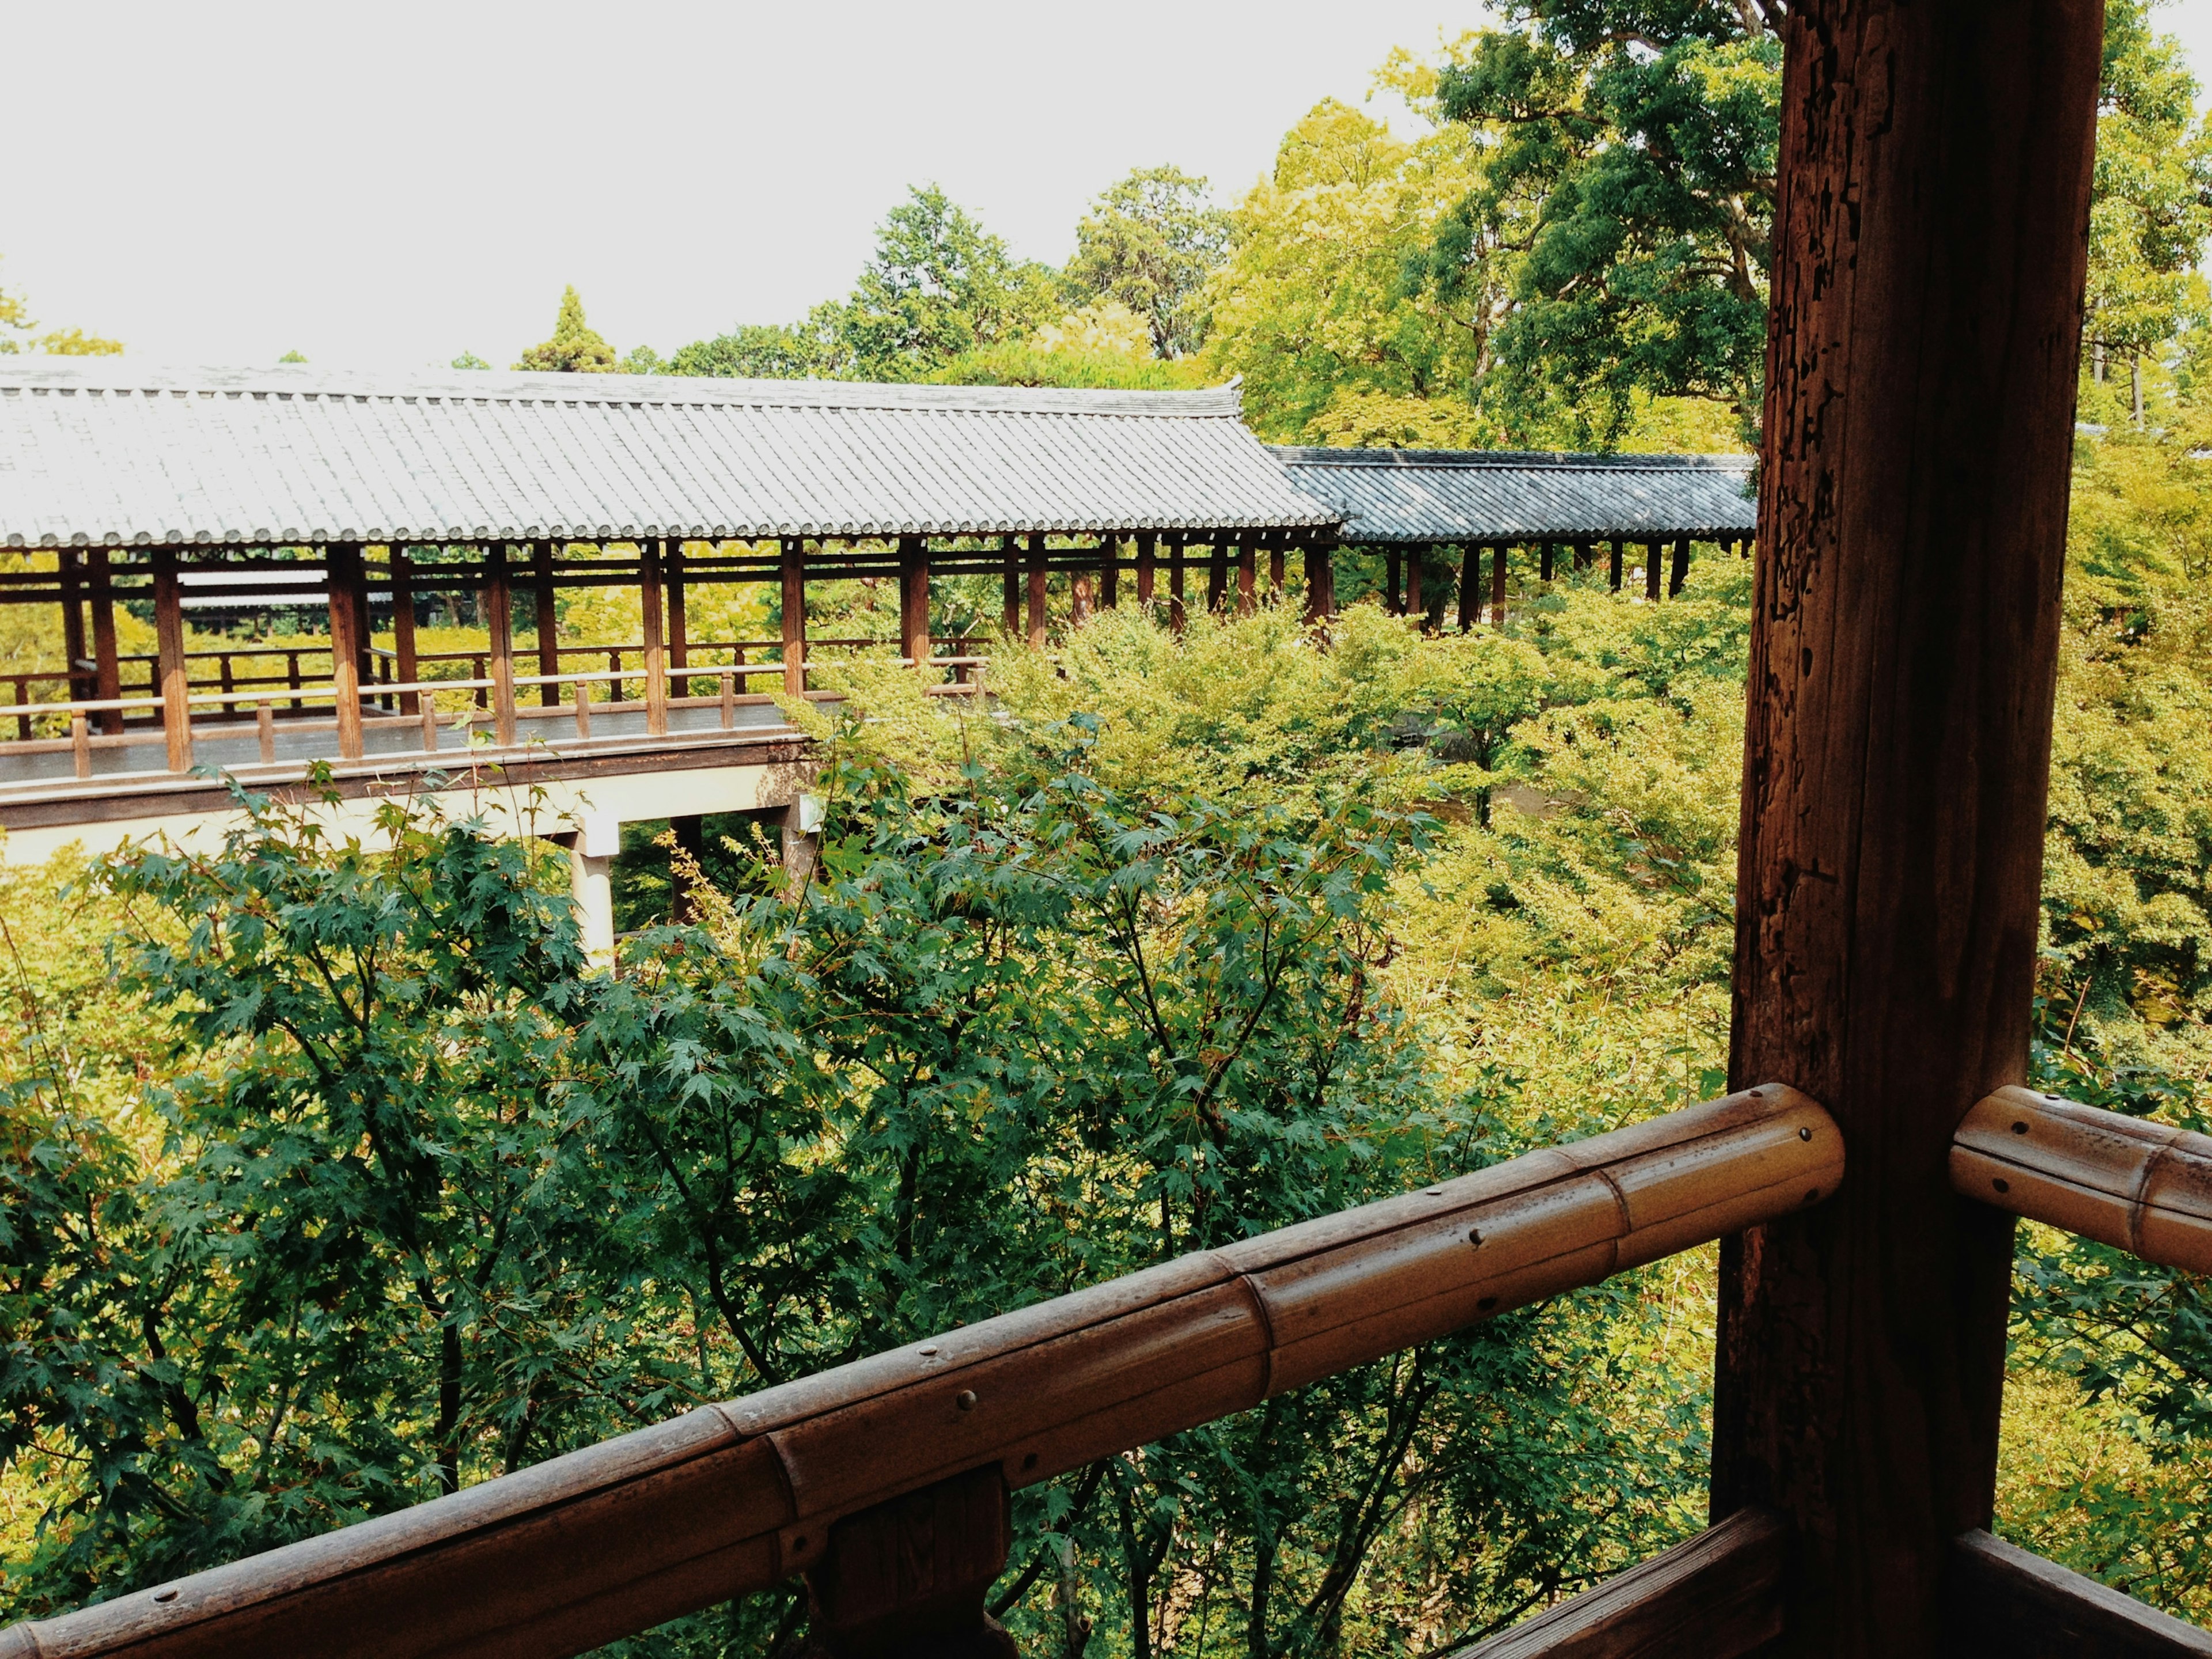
660, 321, 832, 380
450, 351, 491, 370
514, 285, 618, 373
1067, 166, 1230, 358
832, 185, 1059, 381
0, 257, 123, 356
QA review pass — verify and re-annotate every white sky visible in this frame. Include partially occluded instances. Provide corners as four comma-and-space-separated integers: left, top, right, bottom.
8, 0, 2212, 373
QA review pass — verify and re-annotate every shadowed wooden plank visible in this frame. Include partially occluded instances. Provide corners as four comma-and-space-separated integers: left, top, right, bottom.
1452, 1508, 1784, 1659
1946, 1531, 2212, 1658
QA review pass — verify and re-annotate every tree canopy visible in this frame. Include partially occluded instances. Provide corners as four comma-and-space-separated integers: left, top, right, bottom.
513, 285, 618, 373
1066, 167, 1230, 359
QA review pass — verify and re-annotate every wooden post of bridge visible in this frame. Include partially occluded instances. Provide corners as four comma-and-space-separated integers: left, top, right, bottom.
1490, 542, 1509, 627
325, 543, 365, 762
1025, 533, 1048, 648
668, 539, 690, 696
1168, 534, 1187, 632
1268, 534, 1286, 596
782, 537, 808, 698
391, 546, 421, 717
1099, 533, 1119, 609
1000, 535, 1020, 638
486, 543, 520, 747
1135, 531, 1156, 607
798, 1465, 1015, 1659
1608, 540, 1624, 592
153, 548, 193, 771
1406, 545, 1423, 623
1302, 533, 1336, 624
641, 539, 668, 738
1712, 3, 2103, 1654
533, 541, 561, 706
58, 550, 88, 703
1540, 542, 1555, 583
88, 547, 122, 734
1385, 549, 1402, 614
899, 534, 931, 669
1457, 544, 1480, 632
1669, 536, 1691, 598
1236, 538, 1256, 616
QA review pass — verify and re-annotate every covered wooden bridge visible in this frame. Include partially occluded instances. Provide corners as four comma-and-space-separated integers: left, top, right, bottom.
1274, 445, 1757, 624
7, 7, 2209, 1650
0, 368, 1337, 886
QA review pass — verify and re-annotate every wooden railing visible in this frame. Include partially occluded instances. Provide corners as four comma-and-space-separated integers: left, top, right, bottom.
0, 1085, 1841, 1659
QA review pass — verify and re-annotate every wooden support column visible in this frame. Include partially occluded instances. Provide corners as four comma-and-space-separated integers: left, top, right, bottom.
1000, 536, 1020, 638
641, 539, 668, 738
1644, 540, 1662, 601
1713, 3, 2104, 1654
533, 541, 561, 705
668, 539, 690, 692
1608, 540, 1624, 592
782, 537, 807, 697
1206, 539, 1228, 613
1385, 550, 1402, 614
1168, 535, 1187, 631
88, 547, 121, 734
1302, 535, 1336, 624
1135, 531, 1157, 606
1490, 542, 1509, 627
1025, 533, 1048, 647
1457, 544, 1480, 631
389, 546, 421, 717
801, 1466, 1013, 1659
1540, 542, 1556, 582
1099, 534, 1119, 608
1573, 538, 1593, 571
1406, 546, 1423, 623
1268, 536, 1285, 594
153, 548, 193, 771
1236, 539, 1256, 616
1070, 558, 1094, 626
899, 535, 931, 666
487, 543, 519, 747
58, 550, 88, 702
325, 543, 364, 761
1669, 535, 1691, 597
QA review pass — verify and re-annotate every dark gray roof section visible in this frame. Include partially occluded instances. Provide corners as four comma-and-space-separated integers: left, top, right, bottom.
0, 361, 1339, 548
1272, 446, 1756, 543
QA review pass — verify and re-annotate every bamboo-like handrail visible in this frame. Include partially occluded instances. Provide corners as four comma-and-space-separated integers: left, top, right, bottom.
0, 1086, 1839, 1659
1952, 1086, 2212, 1272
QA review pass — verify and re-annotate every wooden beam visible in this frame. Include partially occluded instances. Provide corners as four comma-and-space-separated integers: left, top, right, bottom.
88, 547, 121, 734
1025, 533, 1047, 648
782, 537, 807, 698
326, 544, 364, 762
1713, 4, 2104, 1653
153, 548, 194, 771
1944, 1531, 2212, 1657
1454, 1506, 1785, 1659
640, 539, 668, 738
1952, 1086, 2212, 1272
390, 547, 421, 718
899, 535, 931, 667
487, 544, 519, 747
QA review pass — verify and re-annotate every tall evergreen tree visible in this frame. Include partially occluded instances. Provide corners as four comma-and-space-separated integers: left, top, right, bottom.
514, 285, 617, 373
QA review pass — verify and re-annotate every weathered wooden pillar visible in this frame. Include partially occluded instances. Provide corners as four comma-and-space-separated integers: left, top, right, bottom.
390, 547, 421, 717
1302, 535, 1336, 624
533, 541, 561, 706
1385, 550, 1402, 614
1025, 533, 1048, 648
1713, 3, 2103, 1655
1135, 531, 1157, 606
1573, 538, 1593, 571
88, 547, 122, 734
325, 543, 365, 761
1406, 546, 1423, 622
1268, 536, 1285, 594
1669, 536, 1691, 597
486, 544, 519, 747
1001, 536, 1021, 638
1540, 542, 1556, 582
58, 551, 88, 702
1099, 535, 1119, 609
797, 1466, 1014, 1659
641, 539, 668, 738
782, 537, 808, 698
1203, 539, 1225, 614
1608, 540, 1624, 592
899, 535, 931, 668
152, 548, 193, 771
1070, 567, 1094, 625
1168, 535, 1187, 632
668, 539, 691, 692
670, 815, 707, 923
1236, 540, 1256, 616
1457, 544, 1480, 631
1490, 543, 1509, 627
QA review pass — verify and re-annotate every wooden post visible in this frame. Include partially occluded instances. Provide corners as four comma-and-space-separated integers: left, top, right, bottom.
1540, 542, 1556, 582
1268, 536, 1286, 594
1302, 535, 1336, 623
486, 544, 518, 747
1574, 539, 1593, 571
667, 539, 689, 694
1099, 534, 1119, 609
389, 547, 420, 717
800, 1465, 1014, 1659
1000, 535, 1020, 638
899, 535, 931, 668
326, 543, 364, 761
1406, 546, 1423, 623
1386, 550, 1402, 614
1490, 542, 1509, 627
1025, 533, 1047, 648
1457, 544, 1480, 631
641, 539, 668, 738
782, 538, 807, 698
58, 550, 88, 702
1070, 566, 1093, 625
1609, 540, 1624, 592
1135, 531, 1157, 606
1669, 536, 1691, 597
1206, 539, 1228, 613
89, 547, 122, 734
1168, 534, 1187, 632
533, 541, 561, 706
1713, 3, 2104, 1654
153, 548, 193, 771
1236, 540, 1256, 616
1645, 540, 1662, 601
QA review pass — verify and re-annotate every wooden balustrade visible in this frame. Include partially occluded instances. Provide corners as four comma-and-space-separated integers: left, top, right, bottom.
0, 1085, 1839, 1659
1952, 1086, 2212, 1273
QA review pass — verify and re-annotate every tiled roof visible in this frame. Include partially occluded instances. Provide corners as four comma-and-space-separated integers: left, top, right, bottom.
0, 362, 1338, 548
1272, 446, 1756, 543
